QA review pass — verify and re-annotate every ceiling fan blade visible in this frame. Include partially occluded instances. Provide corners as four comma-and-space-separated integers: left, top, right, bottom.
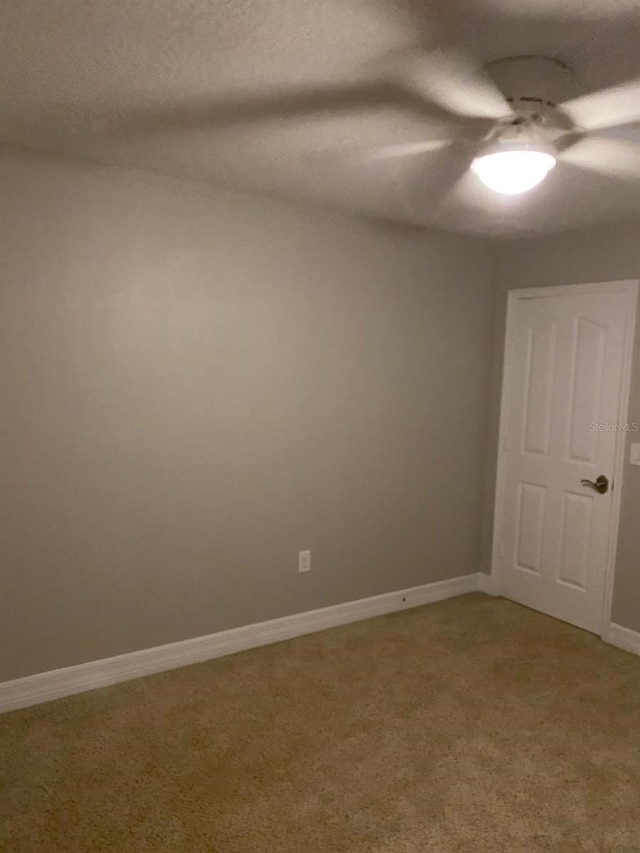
561, 78, 640, 132
353, 138, 453, 161
110, 81, 433, 136
398, 143, 476, 222
560, 136, 640, 180
387, 46, 512, 120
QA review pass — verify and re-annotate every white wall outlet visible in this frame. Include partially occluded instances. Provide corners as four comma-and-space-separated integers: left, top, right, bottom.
630, 443, 640, 466
298, 550, 311, 573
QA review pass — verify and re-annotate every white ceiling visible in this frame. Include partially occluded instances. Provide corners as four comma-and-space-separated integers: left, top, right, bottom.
2, 0, 640, 237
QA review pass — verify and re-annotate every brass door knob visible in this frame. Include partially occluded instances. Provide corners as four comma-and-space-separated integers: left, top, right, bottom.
580, 475, 609, 495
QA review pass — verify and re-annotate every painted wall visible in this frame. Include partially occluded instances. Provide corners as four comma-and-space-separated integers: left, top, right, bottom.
483, 222, 640, 633
0, 151, 495, 680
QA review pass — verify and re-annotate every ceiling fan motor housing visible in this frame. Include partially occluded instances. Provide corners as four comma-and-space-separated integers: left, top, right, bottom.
484, 55, 579, 143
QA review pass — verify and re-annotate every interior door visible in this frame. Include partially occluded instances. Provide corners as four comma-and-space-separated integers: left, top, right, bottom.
495, 282, 636, 634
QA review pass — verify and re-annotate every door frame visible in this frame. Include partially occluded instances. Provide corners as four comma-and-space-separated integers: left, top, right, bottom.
490, 279, 639, 640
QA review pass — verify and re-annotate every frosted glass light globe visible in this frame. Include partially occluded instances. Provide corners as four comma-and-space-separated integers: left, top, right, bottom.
471, 149, 556, 195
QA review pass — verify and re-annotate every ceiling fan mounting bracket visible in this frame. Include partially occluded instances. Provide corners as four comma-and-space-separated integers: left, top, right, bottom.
484, 55, 575, 107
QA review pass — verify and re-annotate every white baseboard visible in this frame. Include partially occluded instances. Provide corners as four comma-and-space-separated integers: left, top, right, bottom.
0, 572, 483, 714
606, 622, 640, 656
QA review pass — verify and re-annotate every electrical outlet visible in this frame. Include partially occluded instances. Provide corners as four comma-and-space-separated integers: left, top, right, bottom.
298, 550, 311, 573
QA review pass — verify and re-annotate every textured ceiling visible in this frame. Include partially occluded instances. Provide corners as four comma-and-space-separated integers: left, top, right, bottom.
2, 0, 640, 237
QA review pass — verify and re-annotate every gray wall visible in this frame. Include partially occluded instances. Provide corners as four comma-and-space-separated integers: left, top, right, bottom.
0, 152, 496, 681
482, 222, 640, 633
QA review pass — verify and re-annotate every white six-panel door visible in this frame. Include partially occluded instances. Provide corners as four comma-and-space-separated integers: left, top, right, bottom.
494, 282, 638, 634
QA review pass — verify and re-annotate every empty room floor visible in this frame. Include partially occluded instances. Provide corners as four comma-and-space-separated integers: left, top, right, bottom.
2, 593, 639, 853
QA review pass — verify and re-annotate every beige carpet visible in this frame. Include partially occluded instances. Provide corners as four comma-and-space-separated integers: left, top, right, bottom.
2, 593, 640, 852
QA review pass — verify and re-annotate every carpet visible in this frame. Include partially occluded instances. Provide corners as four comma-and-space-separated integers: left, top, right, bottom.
2, 593, 640, 852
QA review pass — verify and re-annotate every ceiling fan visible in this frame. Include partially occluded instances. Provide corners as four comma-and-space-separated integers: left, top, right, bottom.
119, 46, 640, 199
353, 50, 640, 196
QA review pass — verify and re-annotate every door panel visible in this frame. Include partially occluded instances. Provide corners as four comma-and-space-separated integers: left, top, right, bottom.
521, 324, 556, 456
497, 285, 633, 633
515, 482, 546, 574
566, 318, 605, 463
558, 492, 591, 589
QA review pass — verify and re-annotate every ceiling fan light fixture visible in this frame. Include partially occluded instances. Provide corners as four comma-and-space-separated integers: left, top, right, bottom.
471, 139, 556, 195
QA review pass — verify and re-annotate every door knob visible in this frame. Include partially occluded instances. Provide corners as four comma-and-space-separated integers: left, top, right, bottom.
580, 474, 609, 494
